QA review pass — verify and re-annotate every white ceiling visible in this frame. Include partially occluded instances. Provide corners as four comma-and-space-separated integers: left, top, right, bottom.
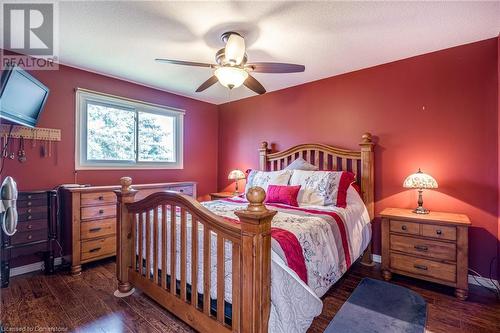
53, 1, 500, 104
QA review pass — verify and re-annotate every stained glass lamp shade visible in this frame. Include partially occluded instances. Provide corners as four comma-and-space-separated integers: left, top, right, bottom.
403, 168, 438, 214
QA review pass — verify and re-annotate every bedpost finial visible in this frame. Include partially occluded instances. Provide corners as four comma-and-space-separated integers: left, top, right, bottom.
260, 141, 268, 150
361, 132, 372, 143
246, 186, 267, 212
120, 177, 132, 192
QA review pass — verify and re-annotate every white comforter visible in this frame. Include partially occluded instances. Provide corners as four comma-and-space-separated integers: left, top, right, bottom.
139, 186, 371, 333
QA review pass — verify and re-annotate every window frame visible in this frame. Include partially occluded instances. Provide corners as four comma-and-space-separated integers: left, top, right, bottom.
75, 88, 184, 170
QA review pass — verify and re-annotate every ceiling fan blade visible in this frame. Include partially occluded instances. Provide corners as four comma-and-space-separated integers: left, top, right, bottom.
244, 75, 266, 95
225, 33, 246, 65
155, 58, 215, 68
195, 75, 219, 92
245, 62, 305, 73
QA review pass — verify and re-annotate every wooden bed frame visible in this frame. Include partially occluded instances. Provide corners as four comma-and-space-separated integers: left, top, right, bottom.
114, 133, 375, 333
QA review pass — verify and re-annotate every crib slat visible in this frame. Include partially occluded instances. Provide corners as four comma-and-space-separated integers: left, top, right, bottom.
161, 205, 167, 289
138, 213, 143, 276
232, 242, 241, 332
146, 209, 151, 280
180, 208, 187, 301
170, 205, 177, 295
132, 214, 137, 272
153, 207, 159, 284
216, 236, 225, 323
203, 226, 211, 315
191, 220, 199, 308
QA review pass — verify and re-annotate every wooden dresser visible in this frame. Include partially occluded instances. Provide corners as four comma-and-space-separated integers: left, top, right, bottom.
1, 190, 58, 288
61, 182, 196, 275
380, 208, 471, 300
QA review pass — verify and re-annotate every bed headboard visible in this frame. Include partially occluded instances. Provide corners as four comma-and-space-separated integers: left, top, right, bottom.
259, 133, 375, 220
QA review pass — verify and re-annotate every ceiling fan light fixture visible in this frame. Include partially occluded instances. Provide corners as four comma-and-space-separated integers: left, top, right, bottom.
214, 67, 248, 89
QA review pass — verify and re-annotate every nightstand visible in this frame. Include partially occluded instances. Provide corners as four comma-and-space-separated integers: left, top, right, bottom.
210, 192, 237, 200
380, 208, 471, 300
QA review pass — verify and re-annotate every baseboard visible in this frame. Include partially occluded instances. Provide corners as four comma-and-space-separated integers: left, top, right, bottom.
370, 254, 499, 291
8, 256, 69, 277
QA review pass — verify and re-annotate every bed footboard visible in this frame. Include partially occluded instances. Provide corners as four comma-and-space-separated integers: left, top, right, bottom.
115, 177, 276, 333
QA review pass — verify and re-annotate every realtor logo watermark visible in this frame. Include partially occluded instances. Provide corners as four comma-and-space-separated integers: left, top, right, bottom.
1, 1, 59, 70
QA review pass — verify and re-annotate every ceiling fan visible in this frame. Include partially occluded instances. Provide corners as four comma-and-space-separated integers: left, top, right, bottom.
155, 31, 305, 95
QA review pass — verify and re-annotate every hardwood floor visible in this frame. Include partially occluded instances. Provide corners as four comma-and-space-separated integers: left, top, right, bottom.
1, 259, 498, 332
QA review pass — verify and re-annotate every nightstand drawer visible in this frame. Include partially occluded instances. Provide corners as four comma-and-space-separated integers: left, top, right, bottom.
390, 253, 456, 283
390, 220, 420, 235
167, 185, 194, 196
422, 224, 456, 241
11, 229, 48, 245
81, 204, 116, 220
81, 192, 116, 206
81, 236, 116, 261
390, 234, 456, 261
81, 218, 116, 240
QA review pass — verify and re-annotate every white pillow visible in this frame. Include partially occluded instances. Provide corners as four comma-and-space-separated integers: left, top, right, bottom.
285, 157, 319, 171
245, 170, 293, 194
289, 170, 355, 207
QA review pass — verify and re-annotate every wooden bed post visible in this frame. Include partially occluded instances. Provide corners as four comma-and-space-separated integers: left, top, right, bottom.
259, 141, 269, 170
359, 133, 375, 266
114, 177, 138, 296
234, 187, 277, 333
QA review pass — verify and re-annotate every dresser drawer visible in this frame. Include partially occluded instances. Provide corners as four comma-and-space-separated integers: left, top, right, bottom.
81, 204, 116, 220
18, 193, 46, 201
81, 236, 116, 261
81, 218, 116, 240
167, 185, 194, 196
17, 199, 46, 208
81, 192, 116, 206
422, 224, 456, 241
18, 205, 47, 215
390, 220, 420, 235
390, 253, 456, 283
18, 211, 47, 222
10, 229, 48, 245
17, 219, 47, 233
390, 234, 456, 261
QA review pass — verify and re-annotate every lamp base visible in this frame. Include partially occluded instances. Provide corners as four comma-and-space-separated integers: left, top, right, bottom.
412, 206, 429, 214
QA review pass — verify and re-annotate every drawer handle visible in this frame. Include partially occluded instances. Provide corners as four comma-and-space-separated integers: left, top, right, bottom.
98, 196, 104, 200
89, 227, 102, 232
27, 195, 32, 199
27, 202, 32, 206
401, 225, 407, 231
99, 209, 104, 214
414, 264, 428, 271
27, 208, 31, 213
27, 235, 32, 240
27, 215, 32, 220
414, 245, 428, 251
89, 247, 101, 253
179, 189, 184, 192
27, 224, 33, 230
436, 230, 442, 235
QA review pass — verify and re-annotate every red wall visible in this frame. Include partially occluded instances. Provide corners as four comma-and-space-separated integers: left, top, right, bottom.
218, 38, 499, 278
1, 64, 219, 200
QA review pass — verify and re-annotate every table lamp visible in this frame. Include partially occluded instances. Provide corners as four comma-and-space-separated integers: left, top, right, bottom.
403, 168, 438, 214
228, 169, 245, 195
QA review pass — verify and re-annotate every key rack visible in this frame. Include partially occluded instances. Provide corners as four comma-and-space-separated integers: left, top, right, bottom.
0, 124, 61, 141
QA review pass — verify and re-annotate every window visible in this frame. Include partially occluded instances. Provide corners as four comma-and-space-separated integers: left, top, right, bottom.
76, 89, 184, 169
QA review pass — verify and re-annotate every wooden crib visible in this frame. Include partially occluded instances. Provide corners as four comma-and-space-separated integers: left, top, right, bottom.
114, 133, 375, 333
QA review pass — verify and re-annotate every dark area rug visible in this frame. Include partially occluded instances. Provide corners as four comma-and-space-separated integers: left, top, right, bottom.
325, 278, 427, 333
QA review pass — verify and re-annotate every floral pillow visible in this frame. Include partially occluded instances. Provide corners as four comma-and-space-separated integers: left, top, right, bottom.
245, 169, 293, 194
284, 157, 319, 171
289, 170, 355, 207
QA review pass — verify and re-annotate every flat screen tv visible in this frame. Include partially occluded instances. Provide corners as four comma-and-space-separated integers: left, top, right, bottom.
0, 66, 49, 128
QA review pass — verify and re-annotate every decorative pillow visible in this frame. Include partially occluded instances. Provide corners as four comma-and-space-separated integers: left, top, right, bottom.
245, 169, 293, 194
285, 157, 319, 171
289, 170, 355, 207
265, 185, 301, 207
